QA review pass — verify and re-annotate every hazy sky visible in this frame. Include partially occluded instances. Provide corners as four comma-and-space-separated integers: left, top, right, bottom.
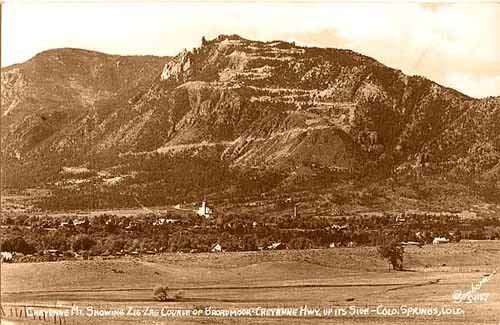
2, 1, 499, 98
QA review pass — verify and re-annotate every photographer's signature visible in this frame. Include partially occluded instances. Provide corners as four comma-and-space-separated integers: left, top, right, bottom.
452, 271, 496, 304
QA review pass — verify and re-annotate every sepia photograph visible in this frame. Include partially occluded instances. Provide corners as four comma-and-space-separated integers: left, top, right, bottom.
1, 0, 499, 324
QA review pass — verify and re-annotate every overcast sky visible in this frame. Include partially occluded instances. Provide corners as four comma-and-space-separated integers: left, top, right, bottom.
2, 1, 499, 98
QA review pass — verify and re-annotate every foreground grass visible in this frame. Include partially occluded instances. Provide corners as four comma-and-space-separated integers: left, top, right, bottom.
2, 241, 499, 324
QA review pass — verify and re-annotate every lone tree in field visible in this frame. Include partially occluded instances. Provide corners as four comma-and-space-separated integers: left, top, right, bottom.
378, 240, 404, 271
153, 286, 169, 302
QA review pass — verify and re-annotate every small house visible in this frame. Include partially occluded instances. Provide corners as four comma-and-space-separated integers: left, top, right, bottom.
74, 219, 88, 227
45, 249, 62, 256
347, 241, 356, 248
197, 200, 213, 218
267, 242, 286, 250
210, 243, 222, 253
432, 237, 449, 245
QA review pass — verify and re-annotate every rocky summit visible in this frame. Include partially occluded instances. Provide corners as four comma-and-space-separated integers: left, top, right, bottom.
1, 35, 499, 209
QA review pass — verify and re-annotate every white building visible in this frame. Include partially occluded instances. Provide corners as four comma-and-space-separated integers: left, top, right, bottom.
432, 237, 449, 245
210, 243, 222, 253
197, 200, 213, 218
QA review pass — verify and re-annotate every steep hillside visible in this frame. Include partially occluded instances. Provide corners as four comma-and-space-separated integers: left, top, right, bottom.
1, 48, 170, 154
1, 35, 499, 209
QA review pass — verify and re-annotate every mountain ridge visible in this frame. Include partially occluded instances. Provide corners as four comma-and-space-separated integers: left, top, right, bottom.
1, 34, 499, 210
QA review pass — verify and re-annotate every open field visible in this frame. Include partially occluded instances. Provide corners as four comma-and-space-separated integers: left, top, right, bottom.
0, 190, 195, 218
1, 241, 500, 324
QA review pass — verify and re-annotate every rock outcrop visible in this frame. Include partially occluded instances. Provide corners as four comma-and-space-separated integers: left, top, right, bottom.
160, 49, 192, 82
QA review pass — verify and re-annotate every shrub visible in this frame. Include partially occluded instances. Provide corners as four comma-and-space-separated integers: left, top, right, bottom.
153, 286, 169, 302
378, 240, 404, 271
1, 237, 36, 254
173, 291, 184, 301
288, 237, 314, 250
72, 235, 96, 252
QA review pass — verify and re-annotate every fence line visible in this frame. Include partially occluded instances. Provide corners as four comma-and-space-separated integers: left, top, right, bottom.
1, 304, 71, 324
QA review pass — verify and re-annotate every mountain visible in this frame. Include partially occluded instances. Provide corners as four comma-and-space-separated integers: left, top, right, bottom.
1, 35, 499, 209
1, 48, 170, 152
